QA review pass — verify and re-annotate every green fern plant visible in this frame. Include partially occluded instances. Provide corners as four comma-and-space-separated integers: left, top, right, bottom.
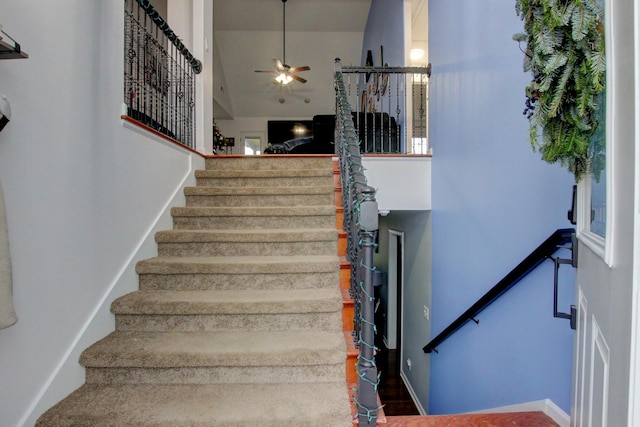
514, 0, 605, 181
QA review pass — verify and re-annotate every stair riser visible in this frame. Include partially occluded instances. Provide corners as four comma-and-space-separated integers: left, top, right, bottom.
139, 271, 340, 291
115, 312, 342, 332
185, 194, 333, 208
85, 363, 345, 385
196, 176, 333, 187
172, 215, 335, 230
206, 157, 332, 171
36, 383, 352, 427
156, 241, 337, 257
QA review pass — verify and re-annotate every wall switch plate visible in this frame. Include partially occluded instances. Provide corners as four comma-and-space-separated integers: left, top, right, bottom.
407, 358, 412, 371
423, 305, 430, 320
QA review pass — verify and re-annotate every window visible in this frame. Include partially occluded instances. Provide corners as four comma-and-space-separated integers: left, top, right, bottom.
242, 134, 263, 156
578, 0, 611, 264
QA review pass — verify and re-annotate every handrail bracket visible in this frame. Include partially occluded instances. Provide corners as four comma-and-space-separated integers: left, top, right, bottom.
551, 232, 577, 329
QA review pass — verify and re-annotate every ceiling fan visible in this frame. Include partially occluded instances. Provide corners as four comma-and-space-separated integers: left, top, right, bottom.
254, 0, 310, 85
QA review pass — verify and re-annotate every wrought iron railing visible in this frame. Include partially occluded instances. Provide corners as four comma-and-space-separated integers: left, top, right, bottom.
335, 59, 380, 427
339, 61, 431, 154
124, 0, 202, 148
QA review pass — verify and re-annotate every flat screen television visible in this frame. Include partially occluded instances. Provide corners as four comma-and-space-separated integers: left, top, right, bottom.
268, 120, 313, 145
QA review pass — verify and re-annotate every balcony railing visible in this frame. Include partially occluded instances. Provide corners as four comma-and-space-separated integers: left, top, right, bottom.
339, 61, 431, 154
124, 0, 202, 148
335, 59, 381, 427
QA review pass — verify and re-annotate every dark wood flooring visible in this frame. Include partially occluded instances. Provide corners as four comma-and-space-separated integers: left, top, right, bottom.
376, 346, 421, 416
372, 347, 560, 426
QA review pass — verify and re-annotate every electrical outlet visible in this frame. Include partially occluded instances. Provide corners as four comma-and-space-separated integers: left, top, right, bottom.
407, 358, 412, 371
423, 305, 430, 320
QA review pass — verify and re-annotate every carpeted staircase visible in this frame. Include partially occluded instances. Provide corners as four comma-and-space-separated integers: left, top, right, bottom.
37, 155, 353, 426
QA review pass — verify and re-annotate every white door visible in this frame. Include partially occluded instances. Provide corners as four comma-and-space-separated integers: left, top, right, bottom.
572, 0, 637, 425
630, 1, 640, 425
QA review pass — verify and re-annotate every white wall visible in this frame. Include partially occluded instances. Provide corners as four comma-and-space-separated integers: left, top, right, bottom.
213, 37, 234, 120
0, 2, 206, 425
363, 156, 431, 211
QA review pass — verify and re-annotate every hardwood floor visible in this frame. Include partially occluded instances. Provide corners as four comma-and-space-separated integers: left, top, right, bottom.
376, 346, 420, 416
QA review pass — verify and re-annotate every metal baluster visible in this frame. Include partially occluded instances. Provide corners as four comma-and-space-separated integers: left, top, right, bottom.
123, 1, 200, 147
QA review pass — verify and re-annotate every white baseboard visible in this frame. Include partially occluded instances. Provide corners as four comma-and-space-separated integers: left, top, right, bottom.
468, 399, 570, 427
399, 371, 427, 415
20, 154, 201, 427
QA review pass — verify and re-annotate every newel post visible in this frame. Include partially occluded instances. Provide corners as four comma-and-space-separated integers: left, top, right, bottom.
356, 185, 379, 427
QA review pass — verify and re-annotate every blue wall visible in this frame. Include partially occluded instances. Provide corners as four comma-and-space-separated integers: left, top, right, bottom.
428, 0, 576, 415
361, 0, 405, 67
360, 0, 406, 147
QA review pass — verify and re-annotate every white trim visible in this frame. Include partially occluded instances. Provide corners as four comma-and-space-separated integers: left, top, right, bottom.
398, 231, 406, 381
400, 370, 427, 415
122, 118, 205, 156
386, 231, 398, 349
628, 0, 640, 423
574, 288, 589, 427
577, 177, 606, 260
603, 0, 615, 267
468, 399, 569, 427
386, 230, 404, 350
588, 316, 610, 427
576, 0, 615, 267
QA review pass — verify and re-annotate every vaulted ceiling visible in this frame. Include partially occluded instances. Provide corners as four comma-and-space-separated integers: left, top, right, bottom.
213, 0, 371, 119
213, 0, 427, 120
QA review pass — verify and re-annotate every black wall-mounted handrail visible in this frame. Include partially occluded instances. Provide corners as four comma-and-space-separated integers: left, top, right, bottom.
423, 228, 575, 354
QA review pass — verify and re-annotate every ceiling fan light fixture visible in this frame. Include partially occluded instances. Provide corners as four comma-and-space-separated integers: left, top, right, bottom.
254, 0, 309, 84
275, 72, 293, 85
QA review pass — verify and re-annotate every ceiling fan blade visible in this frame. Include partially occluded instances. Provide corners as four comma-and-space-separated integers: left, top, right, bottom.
290, 73, 307, 84
254, 70, 275, 73
289, 66, 310, 72
273, 59, 284, 70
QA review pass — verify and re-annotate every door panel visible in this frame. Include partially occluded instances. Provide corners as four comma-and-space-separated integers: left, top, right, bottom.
573, 285, 611, 426
573, 289, 588, 427
589, 317, 610, 427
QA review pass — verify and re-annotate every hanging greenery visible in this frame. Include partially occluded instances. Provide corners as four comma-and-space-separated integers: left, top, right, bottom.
514, 0, 606, 181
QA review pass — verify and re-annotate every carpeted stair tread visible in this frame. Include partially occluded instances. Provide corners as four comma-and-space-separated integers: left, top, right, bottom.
155, 228, 337, 243
194, 170, 333, 188
206, 156, 333, 171
80, 330, 346, 367
170, 206, 337, 230
136, 254, 339, 274
184, 188, 333, 208
184, 185, 334, 196
36, 382, 352, 427
171, 205, 336, 217
195, 169, 332, 178
112, 288, 342, 315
